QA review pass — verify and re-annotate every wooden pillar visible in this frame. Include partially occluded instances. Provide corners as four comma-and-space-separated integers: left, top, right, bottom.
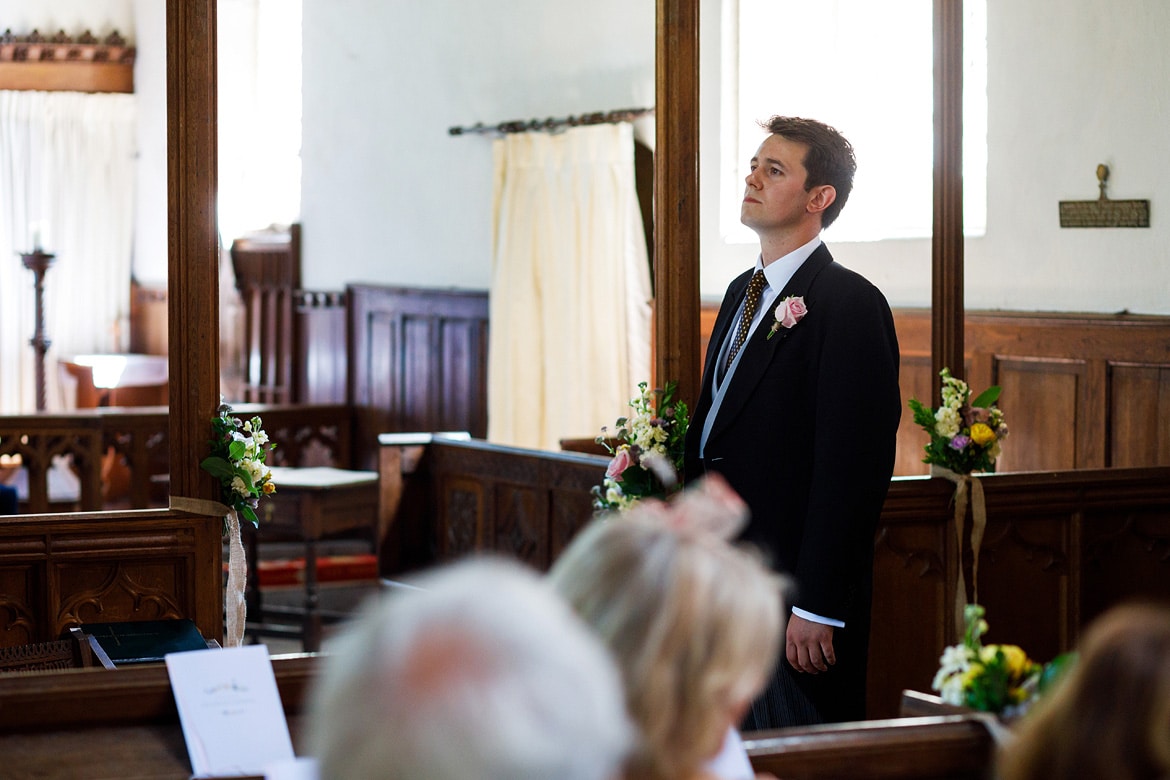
654, 0, 702, 408
167, 0, 222, 506
932, 0, 965, 402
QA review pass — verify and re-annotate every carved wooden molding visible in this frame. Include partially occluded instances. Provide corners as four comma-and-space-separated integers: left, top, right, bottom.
0, 30, 135, 93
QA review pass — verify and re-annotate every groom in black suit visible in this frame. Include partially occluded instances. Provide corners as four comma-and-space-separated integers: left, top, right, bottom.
684, 116, 901, 728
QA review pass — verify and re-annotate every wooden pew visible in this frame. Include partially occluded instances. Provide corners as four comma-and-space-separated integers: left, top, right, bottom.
0, 654, 317, 778
744, 715, 996, 780
377, 435, 1170, 721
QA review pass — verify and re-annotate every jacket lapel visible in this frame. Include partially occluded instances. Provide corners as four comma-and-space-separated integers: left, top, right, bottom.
698, 269, 753, 404
705, 245, 834, 444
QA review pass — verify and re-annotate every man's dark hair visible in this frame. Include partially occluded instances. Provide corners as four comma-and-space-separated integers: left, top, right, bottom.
760, 116, 856, 228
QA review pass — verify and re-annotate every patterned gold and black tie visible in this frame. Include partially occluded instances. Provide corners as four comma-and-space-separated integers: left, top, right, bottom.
726, 269, 767, 371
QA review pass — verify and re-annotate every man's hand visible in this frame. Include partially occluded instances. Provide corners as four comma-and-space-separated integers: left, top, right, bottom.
786, 613, 836, 674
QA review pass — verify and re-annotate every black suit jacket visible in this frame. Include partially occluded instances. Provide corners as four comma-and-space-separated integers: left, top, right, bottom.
685, 243, 901, 631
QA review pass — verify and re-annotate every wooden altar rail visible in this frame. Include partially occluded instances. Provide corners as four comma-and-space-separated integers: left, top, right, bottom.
378, 436, 1170, 721
0, 404, 355, 514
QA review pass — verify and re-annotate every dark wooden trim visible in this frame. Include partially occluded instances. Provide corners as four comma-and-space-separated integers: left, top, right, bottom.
167, 0, 221, 510
746, 715, 994, 780
0, 32, 135, 93
0, 61, 133, 93
654, 0, 702, 407
931, 0, 965, 402
0, 653, 315, 732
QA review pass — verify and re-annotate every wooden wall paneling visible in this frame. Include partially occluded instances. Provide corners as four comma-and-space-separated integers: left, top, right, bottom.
1108, 363, 1170, 468
295, 291, 348, 404
349, 285, 489, 469
895, 355, 935, 476
983, 358, 1085, 472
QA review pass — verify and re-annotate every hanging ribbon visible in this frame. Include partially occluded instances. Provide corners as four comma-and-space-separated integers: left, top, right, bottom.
171, 495, 246, 648
930, 465, 988, 636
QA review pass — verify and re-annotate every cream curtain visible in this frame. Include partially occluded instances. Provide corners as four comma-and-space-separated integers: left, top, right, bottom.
488, 122, 652, 451
0, 90, 137, 414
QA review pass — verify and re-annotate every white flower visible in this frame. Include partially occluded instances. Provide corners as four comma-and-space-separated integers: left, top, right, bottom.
934, 407, 961, 439
230, 476, 249, 498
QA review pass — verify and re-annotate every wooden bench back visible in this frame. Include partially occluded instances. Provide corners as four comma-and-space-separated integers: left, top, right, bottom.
745, 715, 995, 780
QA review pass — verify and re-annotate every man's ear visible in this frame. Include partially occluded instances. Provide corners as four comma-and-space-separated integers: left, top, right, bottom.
805, 185, 837, 217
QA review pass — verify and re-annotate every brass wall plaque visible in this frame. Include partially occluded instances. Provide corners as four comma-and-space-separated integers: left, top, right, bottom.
1059, 164, 1150, 228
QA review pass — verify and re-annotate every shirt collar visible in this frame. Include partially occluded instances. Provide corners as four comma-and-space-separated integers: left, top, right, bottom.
756, 236, 822, 294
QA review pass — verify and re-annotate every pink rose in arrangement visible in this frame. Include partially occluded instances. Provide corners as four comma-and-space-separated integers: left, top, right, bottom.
768, 296, 808, 339
606, 445, 635, 481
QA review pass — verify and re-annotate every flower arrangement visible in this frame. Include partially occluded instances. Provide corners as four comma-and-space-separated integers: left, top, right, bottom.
592, 381, 689, 514
199, 402, 277, 528
908, 367, 1008, 474
767, 295, 807, 339
932, 604, 1046, 716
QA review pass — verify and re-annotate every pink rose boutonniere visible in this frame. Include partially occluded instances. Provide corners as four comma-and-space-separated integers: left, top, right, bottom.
767, 295, 808, 339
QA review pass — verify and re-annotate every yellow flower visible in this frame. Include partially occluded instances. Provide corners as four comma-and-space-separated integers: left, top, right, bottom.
997, 644, 1030, 678
262, 481, 277, 495
970, 422, 996, 446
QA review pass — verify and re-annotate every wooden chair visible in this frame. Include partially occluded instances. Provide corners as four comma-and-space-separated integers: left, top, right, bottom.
230, 223, 302, 404
0, 629, 98, 673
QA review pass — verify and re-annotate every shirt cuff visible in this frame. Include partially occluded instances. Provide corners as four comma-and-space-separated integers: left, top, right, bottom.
792, 606, 845, 628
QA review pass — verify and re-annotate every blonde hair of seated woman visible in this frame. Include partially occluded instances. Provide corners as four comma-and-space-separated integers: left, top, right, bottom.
997, 600, 1170, 780
549, 474, 785, 780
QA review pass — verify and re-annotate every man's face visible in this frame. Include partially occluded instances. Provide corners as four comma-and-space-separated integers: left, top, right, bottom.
740, 134, 820, 235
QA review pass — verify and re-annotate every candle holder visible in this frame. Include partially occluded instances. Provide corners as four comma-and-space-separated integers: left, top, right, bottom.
19, 251, 56, 412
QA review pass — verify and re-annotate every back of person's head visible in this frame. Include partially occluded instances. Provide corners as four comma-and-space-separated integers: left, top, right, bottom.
761, 115, 856, 228
998, 600, 1170, 780
307, 556, 632, 780
548, 475, 785, 780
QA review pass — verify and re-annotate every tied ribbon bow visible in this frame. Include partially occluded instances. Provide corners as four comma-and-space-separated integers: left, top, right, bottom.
931, 465, 988, 637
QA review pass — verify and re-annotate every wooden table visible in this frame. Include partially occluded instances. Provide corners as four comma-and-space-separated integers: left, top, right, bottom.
245, 466, 379, 651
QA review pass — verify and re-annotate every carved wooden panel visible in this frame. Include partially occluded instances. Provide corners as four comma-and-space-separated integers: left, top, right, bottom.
869, 520, 950, 719
493, 483, 546, 567
869, 467, 1170, 719
296, 291, 348, 404
420, 439, 605, 574
0, 564, 40, 646
439, 476, 485, 560
1080, 508, 1170, 624
0, 512, 222, 647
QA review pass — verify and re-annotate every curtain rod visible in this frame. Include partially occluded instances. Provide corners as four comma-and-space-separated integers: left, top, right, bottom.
448, 107, 654, 137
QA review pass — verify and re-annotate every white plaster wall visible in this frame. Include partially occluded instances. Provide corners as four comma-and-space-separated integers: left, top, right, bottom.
9, 1, 1169, 313
700, 0, 1170, 315
298, 0, 655, 290
1, 0, 134, 39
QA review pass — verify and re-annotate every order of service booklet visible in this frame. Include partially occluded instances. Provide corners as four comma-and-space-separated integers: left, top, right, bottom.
165, 644, 296, 777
